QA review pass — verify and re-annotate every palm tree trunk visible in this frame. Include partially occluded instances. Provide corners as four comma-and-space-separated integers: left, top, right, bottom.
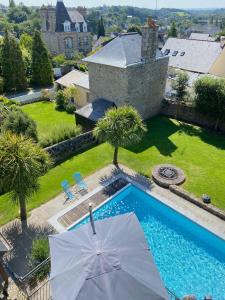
0, 262, 8, 286
19, 195, 27, 222
113, 146, 119, 166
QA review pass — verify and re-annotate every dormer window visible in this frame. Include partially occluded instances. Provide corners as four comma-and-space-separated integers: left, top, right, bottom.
75, 23, 80, 32
83, 22, 87, 32
164, 49, 170, 56
64, 20, 71, 32
172, 51, 178, 56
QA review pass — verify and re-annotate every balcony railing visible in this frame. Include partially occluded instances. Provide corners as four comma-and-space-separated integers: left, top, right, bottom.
28, 280, 51, 300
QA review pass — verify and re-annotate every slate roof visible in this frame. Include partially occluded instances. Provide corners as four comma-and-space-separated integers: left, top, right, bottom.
189, 33, 210, 41
55, 1, 85, 32
162, 38, 222, 74
56, 70, 89, 90
0, 234, 11, 253
189, 33, 215, 42
67, 9, 85, 23
75, 99, 115, 122
83, 33, 163, 68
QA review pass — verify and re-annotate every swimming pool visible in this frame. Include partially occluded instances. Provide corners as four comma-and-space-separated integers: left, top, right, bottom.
70, 184, 225, 299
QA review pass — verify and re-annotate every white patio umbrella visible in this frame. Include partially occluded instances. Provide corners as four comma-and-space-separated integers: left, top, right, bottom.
49, 206, 169, 300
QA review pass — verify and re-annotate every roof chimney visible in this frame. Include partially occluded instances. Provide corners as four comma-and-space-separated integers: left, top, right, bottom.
141, 16, 158, 62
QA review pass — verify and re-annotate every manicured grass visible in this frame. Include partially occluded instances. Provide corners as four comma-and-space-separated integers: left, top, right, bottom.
0, 116, 225, 225
21, 101, 75, 141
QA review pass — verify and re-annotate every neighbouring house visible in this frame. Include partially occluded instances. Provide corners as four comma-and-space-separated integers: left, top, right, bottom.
40, 0, 92, 58
56, 70, 89, 107
162, 36, 225, 95
57, 18, 169, 126
189, 33, 216, 42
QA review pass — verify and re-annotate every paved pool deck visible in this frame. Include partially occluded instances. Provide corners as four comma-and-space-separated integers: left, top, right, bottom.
1, 163, 225, 299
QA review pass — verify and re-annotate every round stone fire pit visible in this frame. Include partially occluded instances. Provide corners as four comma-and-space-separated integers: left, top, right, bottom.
152, 164, 185, 188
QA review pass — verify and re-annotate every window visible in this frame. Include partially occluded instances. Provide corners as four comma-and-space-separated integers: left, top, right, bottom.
64, 37, 73, 49
172, 51, 178, 56
180, 51, 185, 56
83, 22, 87, 32
78, 37, 82, 46
75, 23, 80, 32
63, 21, 71, 32
164, 49, 170, 56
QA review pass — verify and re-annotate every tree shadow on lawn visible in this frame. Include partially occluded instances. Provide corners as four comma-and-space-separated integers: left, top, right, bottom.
126, 116, 178, 156
127, 116, 225, 156
1, 221, 55, 279
177, 122, 225, 150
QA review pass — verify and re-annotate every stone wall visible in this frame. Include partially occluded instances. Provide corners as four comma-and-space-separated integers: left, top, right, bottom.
88, 62, 128, 104
161, 101, 225, 134
42, 31, 92, 56
170, 185, 225, 221
45, 131, 97, 163
88, 56, 169, 119
127, 57, 169, 119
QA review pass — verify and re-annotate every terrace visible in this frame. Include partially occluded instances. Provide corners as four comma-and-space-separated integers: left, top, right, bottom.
2, 164, 225, 299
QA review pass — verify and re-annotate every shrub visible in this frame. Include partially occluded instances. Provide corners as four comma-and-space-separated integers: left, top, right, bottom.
41, 89, 52, 101
55, 90, 65, 110
40, 124, 82, 147
65, 103, 76, 114
2, 108, 38, 141
63, 85, 78, 104
52, 54, 65, 67
194, 76, 225, 129
79, 63, 88, 72
29, 237, 50, 280
0, 95, 17, 106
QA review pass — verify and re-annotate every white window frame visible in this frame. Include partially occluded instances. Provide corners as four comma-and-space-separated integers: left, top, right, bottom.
75, 23, 80, 32
83, 22, 87, 32
63, 20, 71, 32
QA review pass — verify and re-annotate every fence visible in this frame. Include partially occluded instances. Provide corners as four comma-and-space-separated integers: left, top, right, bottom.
161, 100, 225, 134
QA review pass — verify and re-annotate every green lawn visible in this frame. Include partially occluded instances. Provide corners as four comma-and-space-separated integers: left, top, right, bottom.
0, 116, 225, 225
22, 101, 75, 140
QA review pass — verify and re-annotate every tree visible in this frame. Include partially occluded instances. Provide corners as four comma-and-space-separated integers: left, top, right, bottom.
171, 70, 189, 102
194, 76, 225, 130
127, 25, 142, 35
97, 16, 105, 38
2, 31, 27, 92
55, 90, 66, 110
0, 133, 52, 223
2, 109, 38, 141
31, 30, 53, 86
93, 106, 146, 165
171, 70, 189, 118
168, 22, 178, 37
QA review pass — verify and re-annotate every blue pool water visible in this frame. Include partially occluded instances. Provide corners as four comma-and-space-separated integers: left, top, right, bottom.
70, 184, 225, 299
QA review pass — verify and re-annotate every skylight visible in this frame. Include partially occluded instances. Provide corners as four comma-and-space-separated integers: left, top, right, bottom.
164, 49, 170, 56
180, 52, 185, 56
172, 51, 178, 56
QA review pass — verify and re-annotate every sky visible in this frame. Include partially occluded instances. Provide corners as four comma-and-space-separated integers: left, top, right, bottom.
2, 0, 225, 9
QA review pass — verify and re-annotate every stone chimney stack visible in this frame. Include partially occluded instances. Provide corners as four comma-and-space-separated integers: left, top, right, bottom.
77, 6, 87, 18
141, 16, 158, 62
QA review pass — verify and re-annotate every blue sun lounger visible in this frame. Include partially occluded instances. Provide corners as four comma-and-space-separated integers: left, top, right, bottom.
61, 180, 75, 201
72, 172, 88, 191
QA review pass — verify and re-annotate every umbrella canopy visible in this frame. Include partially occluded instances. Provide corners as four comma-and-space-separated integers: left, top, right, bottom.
49, 212, 169, 300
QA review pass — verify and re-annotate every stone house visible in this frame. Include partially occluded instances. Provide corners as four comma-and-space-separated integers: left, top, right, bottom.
56, 18, 169, 125
40, 0, 92, 58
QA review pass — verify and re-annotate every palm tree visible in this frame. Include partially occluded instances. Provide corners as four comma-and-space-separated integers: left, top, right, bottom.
0, 133, 52, 224
94, 106, 147, 165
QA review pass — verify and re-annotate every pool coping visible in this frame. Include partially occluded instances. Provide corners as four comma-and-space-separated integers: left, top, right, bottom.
48, 171, 225, 242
